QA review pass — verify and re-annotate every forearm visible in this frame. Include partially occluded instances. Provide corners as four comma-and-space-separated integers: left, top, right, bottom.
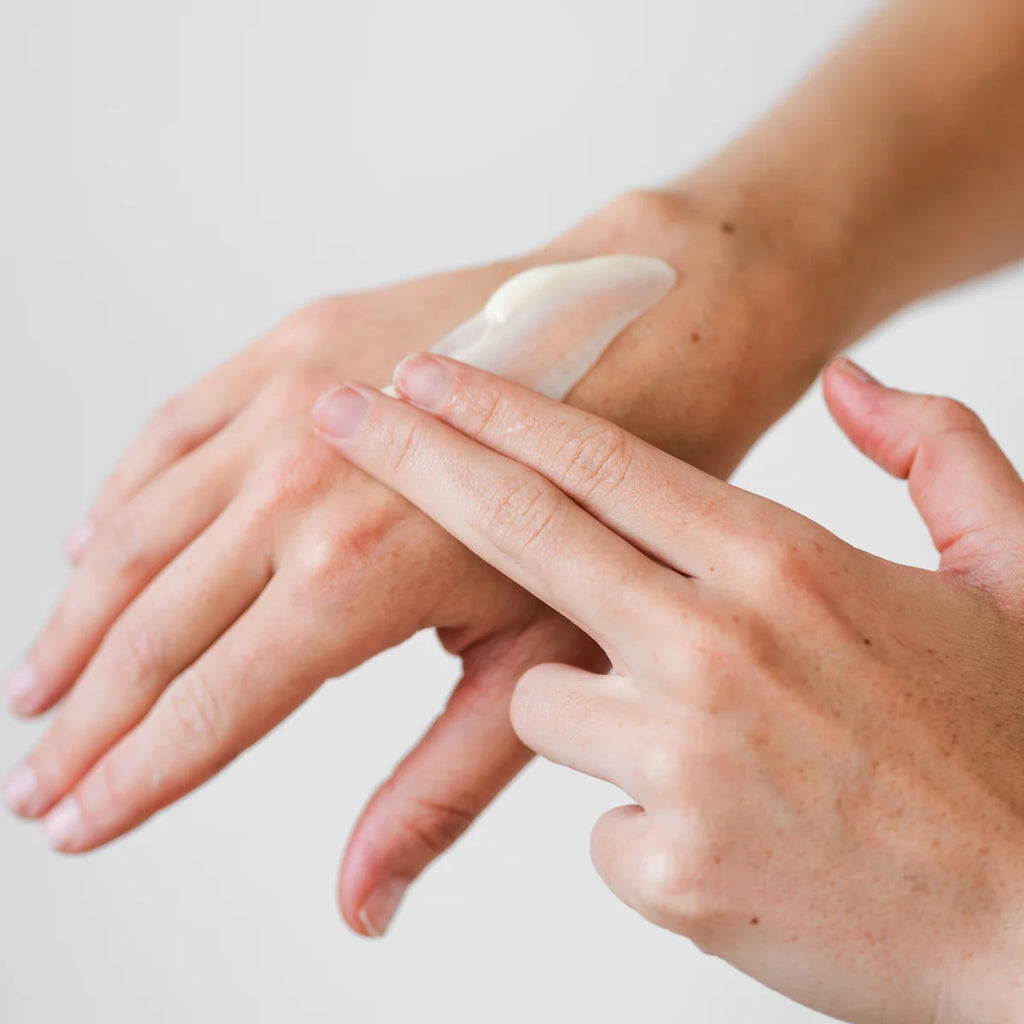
546, 0, 1024, 473
685, 0, 1024, 332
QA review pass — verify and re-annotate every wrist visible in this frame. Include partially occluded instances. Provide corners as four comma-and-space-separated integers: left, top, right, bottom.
539, 185, 860, 475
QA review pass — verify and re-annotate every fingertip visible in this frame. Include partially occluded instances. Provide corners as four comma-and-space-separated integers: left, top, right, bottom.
312, 385, 370, 440
2, 761, 40, 817
829, 356, 881, 388
822, 357, 894, 458
337, 838, 409, 938
2, 659, 42, 716
61, 519, 95, 565
312, 381, 384, 440
392, 353, 453, 411
358, 878, 411, 938
43, 796, 83, 852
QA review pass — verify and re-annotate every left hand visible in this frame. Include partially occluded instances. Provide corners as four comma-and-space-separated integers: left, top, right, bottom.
313, 353, 1024, 1023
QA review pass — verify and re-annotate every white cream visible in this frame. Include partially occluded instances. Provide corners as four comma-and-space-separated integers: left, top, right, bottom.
422, 255, 676, 399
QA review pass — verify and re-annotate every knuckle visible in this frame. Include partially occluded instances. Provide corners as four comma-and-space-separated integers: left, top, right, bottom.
395, 792, 477, 857
378, 419, 424, 477
479, 475, 559, 555
165, 668, 226, 750
253, 437, 335, 507
92, 754, 132, 814
636, 830, 727, 946
453, 380, 505, 441
34, 722, 75, 788
290, 530, 345, 593
99, 508, 151, 579
288, 524, 378, 603
144, 393, 191, 449
634, 713, 725, 789
638, 739, 691, 795
551, 421, 632, 503
921, 395, 985, 436
270, 296, 354, 355
107, 610, 165, 680
260, 363, 332, 417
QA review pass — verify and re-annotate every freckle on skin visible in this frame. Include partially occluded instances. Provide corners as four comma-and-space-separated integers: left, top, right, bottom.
720, 220, 736, 234
750, 917, 759, 925
691, 331, 702, 343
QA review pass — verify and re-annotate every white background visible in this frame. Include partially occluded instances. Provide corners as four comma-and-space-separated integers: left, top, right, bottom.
1, 1, 1021, 1021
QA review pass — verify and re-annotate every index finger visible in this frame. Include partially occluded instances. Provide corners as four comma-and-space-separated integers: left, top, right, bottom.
392, 354, 747, 577
312, 383, 683, 655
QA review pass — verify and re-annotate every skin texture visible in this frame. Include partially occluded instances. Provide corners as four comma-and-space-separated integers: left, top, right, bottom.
4, 0, 1024, 939
1, 194, 825, 938
316, 354, 1024, 1022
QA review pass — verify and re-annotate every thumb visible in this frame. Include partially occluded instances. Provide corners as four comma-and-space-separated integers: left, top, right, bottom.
337, 613, 605, 937
823, 357, 1024, 584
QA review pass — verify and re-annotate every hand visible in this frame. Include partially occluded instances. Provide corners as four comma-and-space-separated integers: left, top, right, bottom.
2, 190, 831, 936
0, 250, 596, 935
316, 353, 1024, 1021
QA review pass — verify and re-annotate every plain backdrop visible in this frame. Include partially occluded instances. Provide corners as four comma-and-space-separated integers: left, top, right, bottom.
1, 1, 1021, 1021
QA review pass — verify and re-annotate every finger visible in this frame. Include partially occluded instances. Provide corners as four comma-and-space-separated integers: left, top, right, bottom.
825, 358, 1024, 583
313, 383, 683, 655
589, 803, 652, 913
8, 437, 240, 716
3, 496, 274, 820
591, 804, 714, 938
392, 354, 743, 576
68, 345, 275, 562
37, 559, 409, 853
338, 612, 606, 937
510, 662, 643, 794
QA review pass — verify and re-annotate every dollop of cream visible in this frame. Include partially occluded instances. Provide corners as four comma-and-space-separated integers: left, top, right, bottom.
430, 255, 676, 399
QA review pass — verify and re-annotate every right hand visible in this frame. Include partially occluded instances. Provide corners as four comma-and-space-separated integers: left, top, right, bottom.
324, 354, 1024, 1020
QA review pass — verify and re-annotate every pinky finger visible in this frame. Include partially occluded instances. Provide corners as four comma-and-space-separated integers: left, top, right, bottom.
591, 805, 717, 941
589, 804, 653, 916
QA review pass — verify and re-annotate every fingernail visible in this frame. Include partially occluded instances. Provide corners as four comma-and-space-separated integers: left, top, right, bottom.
393, 355, 453, 411
835, 357, 881, 386
3, 660, 39, 714
44, 797, 82, 850
2, 762, 38, 815
358, 878, 410, 937
61, 519, 94, 563
313, 385, 371, 438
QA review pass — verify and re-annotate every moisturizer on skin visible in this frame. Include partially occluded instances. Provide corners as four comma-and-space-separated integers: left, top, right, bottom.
423, 255, 676, 399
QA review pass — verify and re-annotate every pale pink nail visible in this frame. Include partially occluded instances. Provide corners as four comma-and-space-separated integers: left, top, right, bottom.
358, 878, 410, 937
61, 519, 94, 563
2, 762, 38, 815
835, 357, 881, 386
313, 385, 371, 439
44, 797, 82, 850
3, 660, 39, 713
393, 354, 453, 410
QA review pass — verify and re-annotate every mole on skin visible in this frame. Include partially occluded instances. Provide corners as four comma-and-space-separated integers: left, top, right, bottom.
396, 255, 677, 400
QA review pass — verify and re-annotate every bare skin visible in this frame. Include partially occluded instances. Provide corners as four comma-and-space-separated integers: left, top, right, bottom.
316, 353, 1024, 1021
3, 0, 1024, 938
